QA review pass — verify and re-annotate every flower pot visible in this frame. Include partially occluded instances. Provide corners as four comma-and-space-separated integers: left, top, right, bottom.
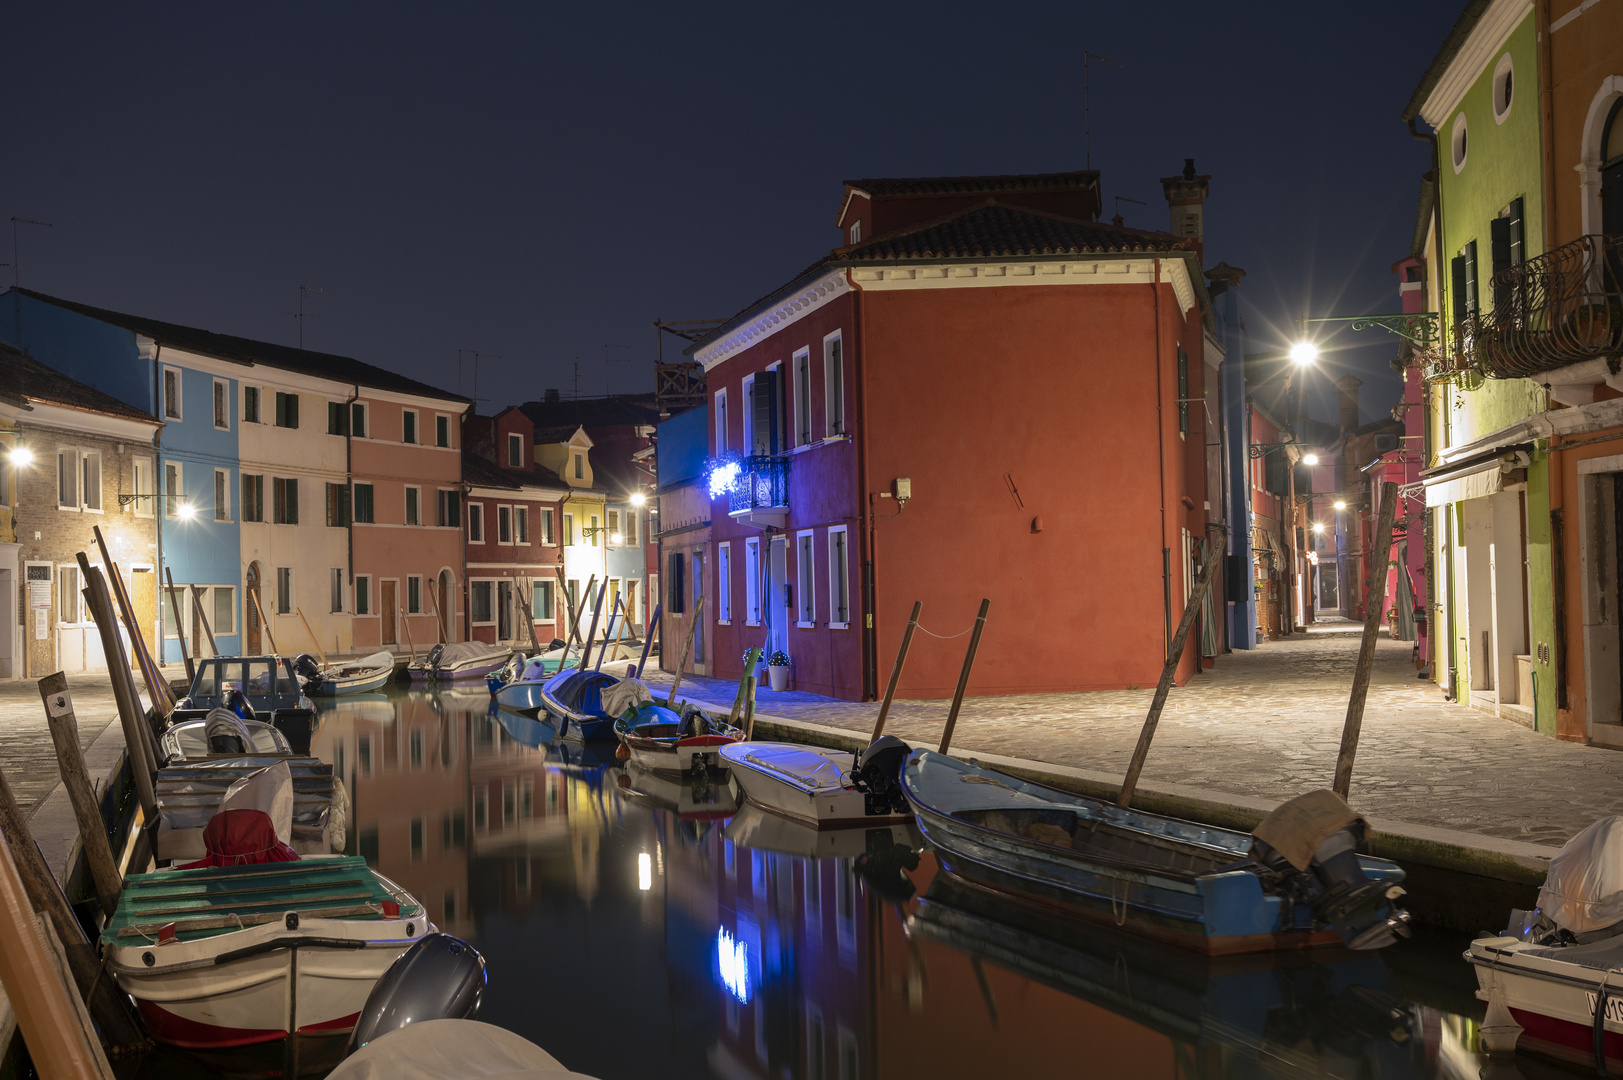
768, 665, 790, 692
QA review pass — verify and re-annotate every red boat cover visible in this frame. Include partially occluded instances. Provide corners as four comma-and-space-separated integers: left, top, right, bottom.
178, 809, 301, 869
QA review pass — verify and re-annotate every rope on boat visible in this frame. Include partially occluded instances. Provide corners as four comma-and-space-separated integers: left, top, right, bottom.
914, 621, 974, 640
1109, 877, 1129, 927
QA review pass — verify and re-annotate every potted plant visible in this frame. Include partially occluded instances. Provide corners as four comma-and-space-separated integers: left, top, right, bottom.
1564, 301, 1622, 349
767, 650, 791, 691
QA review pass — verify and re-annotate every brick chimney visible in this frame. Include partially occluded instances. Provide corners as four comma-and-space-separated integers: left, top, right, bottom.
544, 388, 560, 403
1159, 158, 1211, 249
1336, 375, 1362, 435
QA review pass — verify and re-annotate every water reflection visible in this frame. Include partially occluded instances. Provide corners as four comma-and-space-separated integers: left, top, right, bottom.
297, 685, 1501, 1080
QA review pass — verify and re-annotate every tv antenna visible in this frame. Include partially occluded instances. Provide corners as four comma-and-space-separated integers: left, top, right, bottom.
11, 217, 53, 288
289, 284, 323, 349
1112, 195, 1145, 225
457, 349, 500, 403
603, 344, 631, 396
1083, 53, 1122, 171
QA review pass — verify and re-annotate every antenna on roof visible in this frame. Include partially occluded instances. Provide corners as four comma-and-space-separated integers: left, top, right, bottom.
11, 217, 53, 288
1082, 53, 1122, 172
1112, 195, 1145, 226
457, 349, 500, 403
289, 284, 323, 349
604, 344, 631, 396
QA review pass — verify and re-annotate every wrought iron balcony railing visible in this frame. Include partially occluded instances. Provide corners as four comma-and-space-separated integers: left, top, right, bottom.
728, 455, 790, 517
1470, 234, 1623, 379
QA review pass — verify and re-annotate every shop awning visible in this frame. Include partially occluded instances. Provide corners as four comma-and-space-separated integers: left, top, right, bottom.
1420, 447, 1531, 507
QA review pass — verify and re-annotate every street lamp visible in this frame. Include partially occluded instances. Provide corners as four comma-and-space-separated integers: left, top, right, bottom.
1333, 500, 1347, 511
628, 492, 646, 508
7, 445, 32, 466
1290, 341, 1320, 366
1311, 522, 1326, 534
1302, 453, 1319, 466
176, 501, 196, 520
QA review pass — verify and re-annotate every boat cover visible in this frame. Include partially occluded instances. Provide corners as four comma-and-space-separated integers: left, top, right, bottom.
734, 745, 849, 791
1539, 815, 1623, 933
179, 809, 300, 869
220, 760, 294, 844
433, 642, 510, 670
550, 669, 620, 716
335, 651, 395, 676
601, 677, 651, 719
328, 1019, 596, 1080
1251, 789, 1363, 872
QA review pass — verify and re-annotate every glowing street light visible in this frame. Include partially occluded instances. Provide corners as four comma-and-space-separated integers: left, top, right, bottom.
1301, 453, 1319, 466
6, 445, 32, 466
1333, 500, 1347, 511
610, 532, 624, 545
176, 501, 196, 520
1290, 341, 1320, 366
628, 492, 646, 507
1311, 522, 1326, 534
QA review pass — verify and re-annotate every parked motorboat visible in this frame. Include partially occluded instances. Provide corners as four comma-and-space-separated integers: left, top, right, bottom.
170, 655, 320, 754
901, 750, 1412, 956
614, 704, 743, 776
160, 706, 293, 762
407, 642, 513, 683
156, 755, 336, 860
330, 1019, 596, 1079
102, 853, 429, 1048
534, 667, 626, 741
309, 651, 397, 696
486, 643, 572, 694
718, 737, 915, 829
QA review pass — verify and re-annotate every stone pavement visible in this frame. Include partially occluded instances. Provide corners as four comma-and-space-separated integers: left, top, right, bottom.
0, 674, 124, 818
641, 623, 1623, 848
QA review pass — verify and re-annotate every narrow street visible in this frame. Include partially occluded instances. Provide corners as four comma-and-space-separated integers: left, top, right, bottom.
0, 675, 120, 818
644, 625, 1621, 847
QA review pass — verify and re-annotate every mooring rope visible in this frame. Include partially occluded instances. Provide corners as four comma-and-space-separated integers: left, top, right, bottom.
914, 622, 974, 640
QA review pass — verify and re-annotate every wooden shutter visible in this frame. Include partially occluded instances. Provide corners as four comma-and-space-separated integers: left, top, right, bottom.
751, 370, 780, 456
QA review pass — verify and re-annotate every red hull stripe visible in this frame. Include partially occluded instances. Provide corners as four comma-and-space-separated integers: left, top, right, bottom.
138, 1000, 361, 1048
1510, 1006, 1623, 1070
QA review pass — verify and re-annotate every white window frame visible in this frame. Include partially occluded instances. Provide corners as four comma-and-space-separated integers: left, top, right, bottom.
81, 450, 101, 512
717, 542, 732, 625
404, 485, 421, 527
212, 378, 230, 430
741, 374, 756, 456
744, 537, 761, 626
163, 366, 183, 421
606, 509, 619, 546
163, 460, 184, 519
402, 408, 419, 445
497, 504, 513, 546
540, 508, 555, 545
56, 448, 79, 510
507, 432, 523, 467
623, 507, 636, 546
792, 347, 812, 448
350, 401, 369, 440
354, 574, 374, 617
531, 578, 555, 623
823, 330, 845, 438
849, 220, 861, 244
515, 505, 529, 544
213, 468, 231, 522
572, 451, 585, 480
468, 502, 485, 544
243, 385, 261, 424
796, 530, 816, 627
57, 563, 85, 626
276, 566, 294, 615
715, 388, 729, 454
435, 414, 451, 448
827, 525, 850, 629
407, 574, 423, 614
469, 578, 496, 626
563, 512, 575, 546
132, 457, 154, 517
211, 585, 236, 635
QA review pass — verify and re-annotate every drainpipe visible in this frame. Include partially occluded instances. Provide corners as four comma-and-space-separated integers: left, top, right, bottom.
1153, 261, 1171, 659
849, 272, 878, 701
153, 343, 165, 666
346, 385, 358, 655
1537, 0, 1557, 251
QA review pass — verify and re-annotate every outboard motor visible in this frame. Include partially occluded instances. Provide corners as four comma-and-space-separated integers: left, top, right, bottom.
346, 934, 487, 1055
293, 654, 324, 693
848, 736, 912, 817
221, 687, 256, 722
1251, 790, 1412, 950
424, 643, 445, 674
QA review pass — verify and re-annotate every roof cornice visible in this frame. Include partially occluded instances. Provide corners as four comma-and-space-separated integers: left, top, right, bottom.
845, 253, 1199, 318
1415, 0, 1531, 128
692, 269, 850, 373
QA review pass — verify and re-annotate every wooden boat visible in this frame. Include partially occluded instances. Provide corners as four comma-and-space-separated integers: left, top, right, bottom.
486, 647, 572, 694
310, 651, 396, 696
718, 739, 914, 829
159, 714, 292, 762
170, 655, 320, 754
535, 667, 625, 741
156, 755, 335, 861
902, 750, 1411, 956
613, 705, 743, 776
406, 642, 512, 683
101, 855, 429, 1048
616, 762, 740, 821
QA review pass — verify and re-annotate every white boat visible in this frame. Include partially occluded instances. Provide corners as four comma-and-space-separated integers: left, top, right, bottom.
155, 755, 335, 860
159, 711, 292, 761
723, 801, 919, 858
312, 651, 397, 696
718, 739, 913, 829
329, 1018, 598, 1079
407, 641, 512, 682
101, 855, 429, 1048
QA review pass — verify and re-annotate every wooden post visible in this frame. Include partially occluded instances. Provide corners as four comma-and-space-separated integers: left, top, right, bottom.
93, 527, 171, 713
37, 676, 121, 918
296, 608, 329, 666
742, 660, 761, 740
79, 562, 160, 816
164, 566, 194, 685
250, 588, 279, 655
636, 605, 662, 679
554, 568, 578, 649
517, 582, 541, 652
0, 761, 142, 1054
595, 596, 623, 672
399, 607, 415, 664
0, 825, 118, 1078
568, 574, 597, 662
936, 599, 991, 755
579, 581, 608, 669
872, 601, 922, 743
189, 584, 218, 656
666, 594, 704, 704
424, 583, 445, 645
1333, 481, 1400, 799
730, 646, 762, 723
1118, 540, 1222, 808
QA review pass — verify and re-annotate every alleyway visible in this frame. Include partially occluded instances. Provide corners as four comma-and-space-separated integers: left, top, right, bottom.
646, 624, 1623, 847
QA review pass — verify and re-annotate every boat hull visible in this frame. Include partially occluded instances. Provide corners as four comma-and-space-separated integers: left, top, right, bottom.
720, 743, 912, 829
494, 680, 546, 714
311, 669, 393, 696
1468, 936, 1623, 1072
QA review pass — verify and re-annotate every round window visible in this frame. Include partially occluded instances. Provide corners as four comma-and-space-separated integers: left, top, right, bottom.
1452, 112, 1469, 173
1493, 52, 1514, 123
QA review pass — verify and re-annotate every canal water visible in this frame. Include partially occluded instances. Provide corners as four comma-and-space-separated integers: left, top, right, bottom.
135, 683, 1572, 1079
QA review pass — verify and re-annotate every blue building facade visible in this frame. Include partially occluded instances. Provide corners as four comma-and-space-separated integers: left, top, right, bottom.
1, 289, 244, 660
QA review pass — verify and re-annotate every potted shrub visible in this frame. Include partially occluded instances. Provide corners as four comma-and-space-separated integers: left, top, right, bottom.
767, 650, 791, 691
1565, 301, 1622, 349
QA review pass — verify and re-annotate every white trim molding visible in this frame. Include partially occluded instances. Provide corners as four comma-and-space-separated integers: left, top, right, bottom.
848, 257, 1197, 317
694, 269, 851, 372
1417, 0, 1532, 129
1577, 76, 1623, 237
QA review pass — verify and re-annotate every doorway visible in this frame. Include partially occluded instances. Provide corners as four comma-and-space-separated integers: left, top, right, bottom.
438, 571, 452, 643
768, 536, 788, 660
497, 581, 513, 642
246, 563, 262, 653
381, 580, 397, 645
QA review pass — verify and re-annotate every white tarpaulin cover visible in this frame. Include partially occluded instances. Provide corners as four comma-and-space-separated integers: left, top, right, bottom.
328, 1019, 598, 1080
433, 642, 510, 670
220, 760, 294, 845
600, 677, 652, 718
732, 744, 851, 791
1538, 815, 1623, 933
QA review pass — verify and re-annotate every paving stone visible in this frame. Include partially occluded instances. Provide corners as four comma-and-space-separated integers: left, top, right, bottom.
0, 675, 123, 819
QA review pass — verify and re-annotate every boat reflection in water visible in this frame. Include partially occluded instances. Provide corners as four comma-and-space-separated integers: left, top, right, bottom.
135, 684, 1496, 1078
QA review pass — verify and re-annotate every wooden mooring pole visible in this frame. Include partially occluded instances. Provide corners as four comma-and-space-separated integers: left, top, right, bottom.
1117, 541, 1221, 809
1333, 481, 1400, 799
163, 567, 194, 685
80, 564, 160, 819
296, 607, 329, 667
189, 584, 218, 656
872, 601, 921, 743
937, 599, 991, 755
37, 676, 121, 918
579, 581, 608, 669
667, 594, 704, 706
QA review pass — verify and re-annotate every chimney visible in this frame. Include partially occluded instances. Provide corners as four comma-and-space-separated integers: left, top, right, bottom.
1336, 375, 1362, 435
544, 388, 560, 403
1159, 158, 1211, 246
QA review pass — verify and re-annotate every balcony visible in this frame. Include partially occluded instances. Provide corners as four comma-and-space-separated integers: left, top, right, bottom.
727, 455, 790, 530
1470, 234, 1623, 390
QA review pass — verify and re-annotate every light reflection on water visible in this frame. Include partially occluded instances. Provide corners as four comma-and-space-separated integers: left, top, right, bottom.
168, 683, 1510, 1078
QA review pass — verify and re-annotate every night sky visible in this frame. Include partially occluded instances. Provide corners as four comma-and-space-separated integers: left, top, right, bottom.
3, 2, 1460, 425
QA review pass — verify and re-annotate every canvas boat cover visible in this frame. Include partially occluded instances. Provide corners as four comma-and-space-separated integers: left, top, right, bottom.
220, 759, 295, 844
730, 744, 850, 792
328, 1019, 597, 1080
1251, 789, 1364, 872
600, 677, 652, 719
179, 809, 300, 869
332, 651, 395, 677
433, 642, 510, 670
1539, 815, 1623, 933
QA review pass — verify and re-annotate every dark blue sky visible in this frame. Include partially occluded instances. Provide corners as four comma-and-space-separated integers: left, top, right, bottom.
2, 2, 1459, 424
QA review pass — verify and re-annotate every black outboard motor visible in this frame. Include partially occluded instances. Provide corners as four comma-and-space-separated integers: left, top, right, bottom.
424, 643, 445, 673
1252, 806, 1412, 950
848, 736, 912, 817
346, 933, 487, 1056
221, 687, 256, 722
293, 653, 324, 693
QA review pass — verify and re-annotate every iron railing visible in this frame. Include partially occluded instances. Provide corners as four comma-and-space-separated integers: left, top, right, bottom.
1470, 234, 1623, 379
728, 455, 790, 516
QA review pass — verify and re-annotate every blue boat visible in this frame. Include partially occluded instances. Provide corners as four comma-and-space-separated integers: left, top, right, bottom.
535, 667, 624, 741
901, 750, 1411, 956
487, 651, 575, 697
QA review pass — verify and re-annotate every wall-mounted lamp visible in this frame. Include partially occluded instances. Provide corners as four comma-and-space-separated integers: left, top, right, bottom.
1311, 522, 1326, 534
7, 445, 33, 466
628, 492, 647, 508
118, 493, 196, 519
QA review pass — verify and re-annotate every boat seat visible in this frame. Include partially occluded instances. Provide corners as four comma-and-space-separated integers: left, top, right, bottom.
1524, 936, 1623, 971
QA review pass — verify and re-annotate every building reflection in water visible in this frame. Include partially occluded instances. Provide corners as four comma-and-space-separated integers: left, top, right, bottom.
312, 687, 1491, 1080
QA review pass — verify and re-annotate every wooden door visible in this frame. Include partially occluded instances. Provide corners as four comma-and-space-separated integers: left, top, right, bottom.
246, 563, 262, 653
497, 581, 513, 641
438, 573, 450, 642
127, 567, 157, 664
381, 581, 397, 645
